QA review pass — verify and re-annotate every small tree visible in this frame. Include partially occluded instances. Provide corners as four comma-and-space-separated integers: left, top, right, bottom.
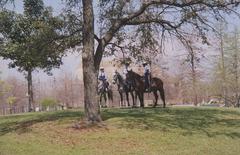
0, 0, 80, 111
6, 96, 16, 114
40, 97, 57, 111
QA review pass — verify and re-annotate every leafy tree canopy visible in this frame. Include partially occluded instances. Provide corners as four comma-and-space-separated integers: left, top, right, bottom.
0, 0, 81, 74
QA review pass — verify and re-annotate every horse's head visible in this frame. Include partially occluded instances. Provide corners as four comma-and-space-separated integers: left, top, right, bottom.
126, 69, 133, 81
126, 69, 143, 88
112, 71, 125, 91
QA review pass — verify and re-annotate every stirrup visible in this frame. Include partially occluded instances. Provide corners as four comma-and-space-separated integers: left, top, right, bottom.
145, 88, 151, 92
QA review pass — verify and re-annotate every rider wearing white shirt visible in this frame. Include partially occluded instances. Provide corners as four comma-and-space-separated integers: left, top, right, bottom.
98, 67, 108, 92
143, 61, 151, 91
123, 62, 131, 79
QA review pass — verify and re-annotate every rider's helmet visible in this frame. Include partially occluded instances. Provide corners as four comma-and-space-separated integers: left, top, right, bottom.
127, 68, 132, 71
122, 57, 131, 66
100, 67, 104, 71
143, 61, 148, 66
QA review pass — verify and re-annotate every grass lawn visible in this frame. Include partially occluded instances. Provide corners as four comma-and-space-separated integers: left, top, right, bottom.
0, 107, 240, 155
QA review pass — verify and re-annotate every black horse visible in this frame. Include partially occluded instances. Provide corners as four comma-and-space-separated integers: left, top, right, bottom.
126, 70, 166, 108
112, 71, 135, 107
98, 81, 113, 107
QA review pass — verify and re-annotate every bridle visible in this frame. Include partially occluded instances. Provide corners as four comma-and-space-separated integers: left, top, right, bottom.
113, 71, 125, 92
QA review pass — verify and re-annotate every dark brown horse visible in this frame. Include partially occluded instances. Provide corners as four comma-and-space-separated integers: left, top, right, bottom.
126, 70, 166, 108
112, 71, 135, 107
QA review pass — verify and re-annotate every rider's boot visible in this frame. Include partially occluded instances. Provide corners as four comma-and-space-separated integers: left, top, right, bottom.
145, 80, 151, 92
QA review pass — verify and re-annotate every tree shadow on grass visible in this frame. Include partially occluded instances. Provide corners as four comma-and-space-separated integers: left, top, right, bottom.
0, 110, 83, 136
102, 107, 240, 138
1, 107, 240, 139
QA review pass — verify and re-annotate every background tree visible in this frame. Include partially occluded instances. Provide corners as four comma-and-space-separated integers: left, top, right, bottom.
40, 97, 57, 111
218, 21, 228, 106
224, 28, 240, 107
0, 0, 81, 111
6, 95, 16, 114
211, 26, 240, 107
183, 35, 204, 106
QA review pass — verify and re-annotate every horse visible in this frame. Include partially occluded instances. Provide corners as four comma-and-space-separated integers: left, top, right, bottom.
112, 71, 135, 107
126, 70, 166, 108
98, 81, 113, 108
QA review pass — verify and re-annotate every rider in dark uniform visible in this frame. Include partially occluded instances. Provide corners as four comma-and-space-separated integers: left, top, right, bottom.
98, 67, 108, 92
123, 61, 132, 90
143, 61, 151, 92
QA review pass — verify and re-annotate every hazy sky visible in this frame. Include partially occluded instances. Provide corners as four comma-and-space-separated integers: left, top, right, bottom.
1, 0, 240, 81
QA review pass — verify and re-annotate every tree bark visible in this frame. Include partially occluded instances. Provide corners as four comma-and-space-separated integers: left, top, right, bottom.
82, 0, 101, 123
190, 51, 198, 106
219, 23, 228, 106
27, 69, 34, 112
233, 30, 239, 107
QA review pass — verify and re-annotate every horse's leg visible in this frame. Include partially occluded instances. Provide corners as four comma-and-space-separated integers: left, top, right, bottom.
153, 91, 158, 107
108, 90, 113, 107
159, 88, 166, 108
139, 92, 144, 108
130, 91, 135, 107
133, 91, 138, 108
107, 91, 110, 107
103, 93, 107, 107
99, 93, 102, 108
126, 92, 130, 107
119, 92, 123, 107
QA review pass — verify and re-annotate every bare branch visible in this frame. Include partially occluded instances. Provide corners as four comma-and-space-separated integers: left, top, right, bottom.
94, 34, 100, 42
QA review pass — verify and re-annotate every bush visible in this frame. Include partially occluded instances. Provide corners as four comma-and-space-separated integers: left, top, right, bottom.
40, 98, 57, 111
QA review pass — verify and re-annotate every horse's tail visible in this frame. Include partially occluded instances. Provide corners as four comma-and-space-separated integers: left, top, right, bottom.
159, 82, 166, 108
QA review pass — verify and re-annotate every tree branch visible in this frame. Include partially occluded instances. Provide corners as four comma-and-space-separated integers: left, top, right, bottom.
94, 0, 240, 69
94, 34, 100, 42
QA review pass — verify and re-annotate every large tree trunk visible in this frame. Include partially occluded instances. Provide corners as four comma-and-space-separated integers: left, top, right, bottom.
219, 23, 228, 106
82, 0, 101, 123
27, 69, 34, 112
190, 51, 198, 106
233, 31, 239, 107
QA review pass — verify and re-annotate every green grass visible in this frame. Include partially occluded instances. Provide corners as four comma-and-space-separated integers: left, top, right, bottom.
0, 107, 240, 155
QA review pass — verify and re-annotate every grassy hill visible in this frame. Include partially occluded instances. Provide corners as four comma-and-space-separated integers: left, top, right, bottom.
0, 107, 240, 155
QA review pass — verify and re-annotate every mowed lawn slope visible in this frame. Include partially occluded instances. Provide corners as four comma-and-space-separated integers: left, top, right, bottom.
0, 107, 240, 155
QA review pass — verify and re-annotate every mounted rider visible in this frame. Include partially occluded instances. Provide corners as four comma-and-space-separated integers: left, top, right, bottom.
143, 61, 151, 92
122, 60, 133, 90
98, 67, 108, 93
123, 61, 131, 79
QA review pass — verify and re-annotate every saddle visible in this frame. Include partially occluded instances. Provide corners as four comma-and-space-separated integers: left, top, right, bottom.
142, 75, 151, 92
124, 80, 133, 91
98, 81, 109, 93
